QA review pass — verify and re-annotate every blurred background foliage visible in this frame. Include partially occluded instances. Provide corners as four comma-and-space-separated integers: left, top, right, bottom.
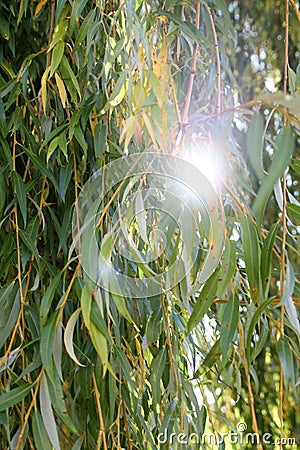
0, 0, 299, 449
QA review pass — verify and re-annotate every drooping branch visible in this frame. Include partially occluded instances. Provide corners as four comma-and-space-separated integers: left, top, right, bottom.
181, 0, 201, 126
289, 0, 300, 23
204, 4, 221, 115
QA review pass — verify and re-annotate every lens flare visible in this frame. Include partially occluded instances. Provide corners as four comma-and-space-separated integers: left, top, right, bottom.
181, 146, 223, 190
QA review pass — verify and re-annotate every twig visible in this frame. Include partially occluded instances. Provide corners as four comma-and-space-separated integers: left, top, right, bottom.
92, 372, 108, 450
15, 369, 44, 450
279, 2, 290, 447
46, 0, 56, 69
238, 321, 263, 450
204, 4, 221, 115
181, 0, 201, 126
289, 0, 300, 23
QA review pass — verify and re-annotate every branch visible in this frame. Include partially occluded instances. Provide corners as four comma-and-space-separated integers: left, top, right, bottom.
181, 0, 201, 126
289, 0, 300, 23
204, 4, 221, 115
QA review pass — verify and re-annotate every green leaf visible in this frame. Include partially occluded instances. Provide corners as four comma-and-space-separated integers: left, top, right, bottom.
74, 125, 87, 154
17, 0, 29, 24
286, 203, 300, 222
260, 222, 279, 299
59, 159, 73, 202
186, 268, 220, 334
64, 308, 84, 366
60, 56, 81, 101
89, 322, 108, 375
32, 411, 53, 450
245, 297, 273, 362
100, 69, 129, 113
290, 158, 300, 175
0, 167, 6, 218
247, 112, 265, 182
0, 287, 20, 350
40, 272, 62, 328
93, 123, 106, 159
288, 65, 296, 94
250, 316, 269, 362
39, 372, 60, 450
241, 216, 260, 303
201, 340, 221, 370
104, 270, 133, 323
252, 127, 295, 227
74, 9, 96, 50
49, 20, 68, 51
19, 229, 40, 269
80, 282, 92, 329
50, 40, 65, 78
20, 144, 59, 192
0, 383, 33, 412
13, 171, 27, 225
220, 294, 239, 360
90, 301, 111, 342
40, 312, 59, 383
277, 336, 295, 389
149, 347, 166, 406
216, 238, 236, 297
155, 10, 209, 47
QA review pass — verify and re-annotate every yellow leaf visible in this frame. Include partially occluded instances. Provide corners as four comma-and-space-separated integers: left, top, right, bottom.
119, 116, 137, 152
34, 0, 47, 16
41, 67, 50, 115
141, 111, 159, 150
90, 322, 108, 377
54, 72, 67, 108
89, 106, 98, 136
153, 43, 168, 81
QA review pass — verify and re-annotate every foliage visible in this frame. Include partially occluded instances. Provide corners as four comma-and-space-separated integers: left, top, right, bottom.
0, 0, 299, 449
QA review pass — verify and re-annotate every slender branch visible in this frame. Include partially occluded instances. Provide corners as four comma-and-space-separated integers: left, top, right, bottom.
15, 369, 44, 450
92, 372, 108, 450
46, 0, 56, 68
279, 2, 289, 447
204, 4, 221, 115
238, 321, 263, 450
289, 0, 300, 23
181, 0, 201, 126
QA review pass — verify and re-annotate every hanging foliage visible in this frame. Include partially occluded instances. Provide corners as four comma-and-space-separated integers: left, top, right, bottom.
0, 0, 299, 449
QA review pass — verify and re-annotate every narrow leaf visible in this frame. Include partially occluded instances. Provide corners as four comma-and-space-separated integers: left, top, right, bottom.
252, 127, 295, 227
55, 73, 67, 108
186, 268, 220, 334
64, 308, 85, 366
220, 294, 239, 359
40, 272, 62, 328
247, 112, 266, 182
260, 222, 279, 298
32, 411, 53, 450
13, 171, 27, 225
0, 383, 32, 412
40, 373, 60, 450
50, 41, 65, 78
241, 216, 260, 303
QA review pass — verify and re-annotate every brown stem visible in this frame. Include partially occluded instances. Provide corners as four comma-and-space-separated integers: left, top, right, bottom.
204, 4, 221, 114
46, 0, 56, 68
238, 321, 263, 450
279, 3, 289, 447
181, 0, 201, 126
289, 0, 300, 23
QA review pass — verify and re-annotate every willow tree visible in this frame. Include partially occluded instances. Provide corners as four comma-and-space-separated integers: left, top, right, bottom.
0, 0, 299, 449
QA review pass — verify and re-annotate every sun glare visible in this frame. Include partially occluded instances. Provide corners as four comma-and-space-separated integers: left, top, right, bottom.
181, 146, 224, 190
